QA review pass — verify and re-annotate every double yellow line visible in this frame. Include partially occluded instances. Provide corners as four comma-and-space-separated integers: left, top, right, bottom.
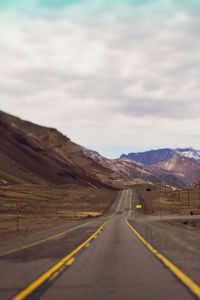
126, 190, 200, 299
12, 190, 125, 300
13, 189, 200, 299
13, 218, 110, 300
2, 189, 126, 258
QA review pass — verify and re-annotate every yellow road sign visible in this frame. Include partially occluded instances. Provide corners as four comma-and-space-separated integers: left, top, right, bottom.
136, 205, 142, 209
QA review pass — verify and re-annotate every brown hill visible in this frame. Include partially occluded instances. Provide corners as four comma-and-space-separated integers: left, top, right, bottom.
2, 110, 197, 188
157, 155, 200, 185
0, 111, 133, 189
82, 148, 184, 186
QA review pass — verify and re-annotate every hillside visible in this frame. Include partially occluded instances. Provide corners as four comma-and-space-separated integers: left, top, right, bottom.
82, 148, 186, 186
157, 155, 200, 185
121, 148, 200, 165
1, 110, 199, 189
121, 148, 174, 164
0, 111, 133, 189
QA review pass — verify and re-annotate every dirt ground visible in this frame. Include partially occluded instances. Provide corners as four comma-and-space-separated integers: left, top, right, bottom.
0, 184, 118, 238
134, 184, 200, 216
165, 219, 200, 230
1, 182, 200, 238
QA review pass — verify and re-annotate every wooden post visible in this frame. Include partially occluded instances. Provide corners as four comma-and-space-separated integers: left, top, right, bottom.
187, 189, 190, 214
199, 183, 200, 202
16, 198, 19, 233
176, 188, 178, 211
159, 197, 162, 222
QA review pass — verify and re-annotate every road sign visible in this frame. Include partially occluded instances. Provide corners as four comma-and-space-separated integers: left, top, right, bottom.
136, 205, 142, 209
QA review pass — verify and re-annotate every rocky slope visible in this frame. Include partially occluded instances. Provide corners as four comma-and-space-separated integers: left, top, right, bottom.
84, 148, 200, 186
157, 155, 200, 185
0, 111, 133, 189
118, 148, 200, 186
82, 148, 185, 186
1, 111, 199, 188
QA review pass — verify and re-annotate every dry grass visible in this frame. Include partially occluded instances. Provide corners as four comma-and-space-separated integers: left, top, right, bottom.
135, 184, 200, 216
0, 184, 118, 237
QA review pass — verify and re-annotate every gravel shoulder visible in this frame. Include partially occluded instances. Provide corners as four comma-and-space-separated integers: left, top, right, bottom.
129, 188, 200, 286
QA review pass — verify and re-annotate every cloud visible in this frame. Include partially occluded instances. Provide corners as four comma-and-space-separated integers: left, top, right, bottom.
0, 0, 200, 157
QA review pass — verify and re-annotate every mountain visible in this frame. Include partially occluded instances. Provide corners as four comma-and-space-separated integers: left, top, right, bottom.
175, 148, 200, 162
82, 149, 186, 186
120, 148, 200, 165
81, 148, 148, 184
115, 155, 200, 187
84, 148, 200, 187
120, 148, 174, 164
2, 110, 199, 189
0, 111, 133, 189
157, 155, 200, 185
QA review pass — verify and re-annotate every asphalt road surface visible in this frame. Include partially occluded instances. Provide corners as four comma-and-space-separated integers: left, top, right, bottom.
0, 190, 199, 300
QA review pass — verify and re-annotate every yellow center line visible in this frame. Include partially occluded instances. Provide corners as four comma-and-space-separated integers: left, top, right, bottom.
59, 266, 66, 272
129, 190, 132, 217
126, 219, 200, 299
66, 257, 75, 266
123, 189, 129, 214
12, 190, 125, 300
126, 190, 130, 213
49, 271, 60, 282
124, 192, 127, 205
0, 221, 93, 257
114, 190, 124, 214
12, 219, 110, 300
2, 190, 125, 257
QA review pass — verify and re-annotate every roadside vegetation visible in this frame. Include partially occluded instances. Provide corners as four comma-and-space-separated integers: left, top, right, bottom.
0, 184, 118, 238
135, 184, 200, 216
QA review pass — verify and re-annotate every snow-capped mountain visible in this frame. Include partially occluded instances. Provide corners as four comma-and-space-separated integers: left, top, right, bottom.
121, 148, 200, 165
175, 148, 200, 162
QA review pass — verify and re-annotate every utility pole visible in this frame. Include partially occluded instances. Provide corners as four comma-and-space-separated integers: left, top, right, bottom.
187, 189, 190, 214
178, 187, 180, 202
159, 197, 162, 222
16, 198, 19, 233
198, 183, 200, 214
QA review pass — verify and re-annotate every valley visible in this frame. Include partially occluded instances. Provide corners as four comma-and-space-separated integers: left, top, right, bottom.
1, 110, 200, 238
1, 111, 200, 300
1, 0, 200, 298
0, 190, 200, 300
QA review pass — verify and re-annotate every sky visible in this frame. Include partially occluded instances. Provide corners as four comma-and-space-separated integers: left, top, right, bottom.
0, 0, 200, 158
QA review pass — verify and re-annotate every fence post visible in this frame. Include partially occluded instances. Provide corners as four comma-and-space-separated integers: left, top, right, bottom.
199, 183, 200, 202
159, 197, 162, 222
16, 198, 19, 233
187, 189, 190, 214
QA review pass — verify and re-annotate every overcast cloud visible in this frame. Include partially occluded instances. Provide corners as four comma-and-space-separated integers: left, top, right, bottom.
0, 0, 200, 158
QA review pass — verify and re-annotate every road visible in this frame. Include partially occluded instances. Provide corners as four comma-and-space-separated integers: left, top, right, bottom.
0, 189, 200, 300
